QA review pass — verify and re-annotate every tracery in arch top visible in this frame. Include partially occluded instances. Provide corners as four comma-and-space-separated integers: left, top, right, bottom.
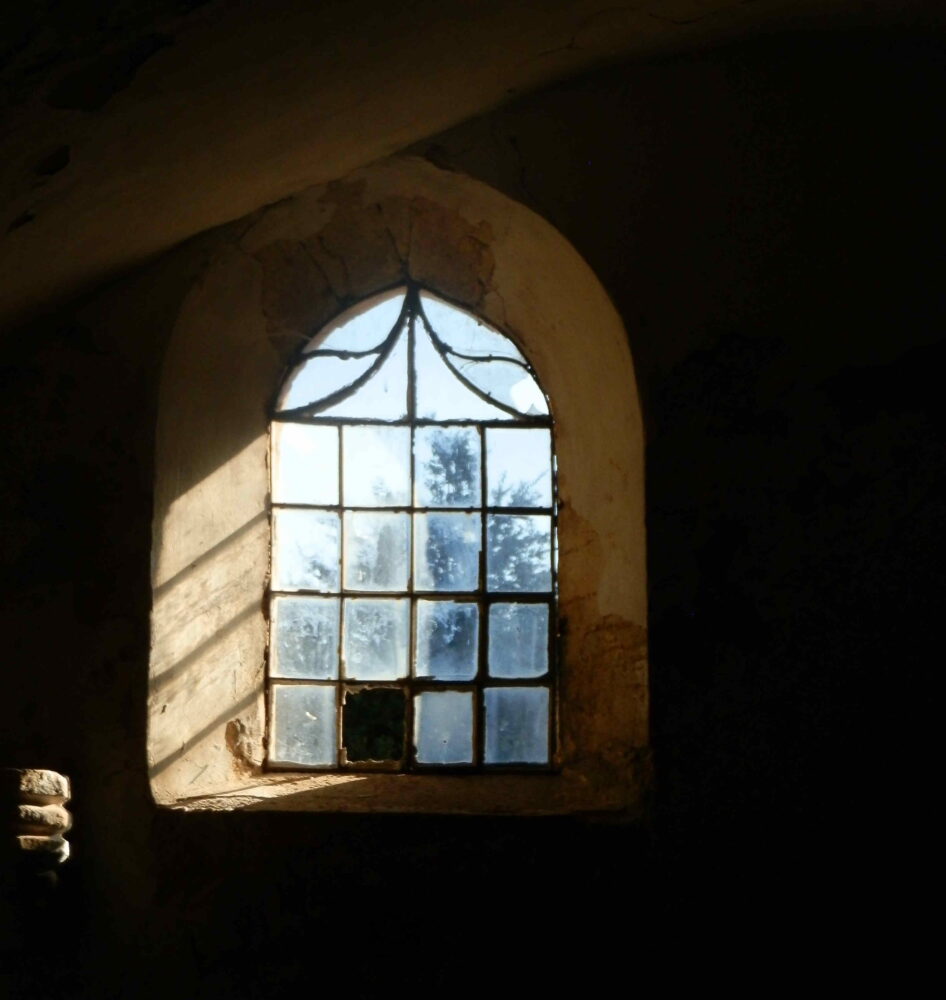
267, 284, 557, 771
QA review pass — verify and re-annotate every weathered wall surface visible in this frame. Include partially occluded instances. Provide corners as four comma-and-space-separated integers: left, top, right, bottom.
150, 156, 648, 814
1, 27, 942, 997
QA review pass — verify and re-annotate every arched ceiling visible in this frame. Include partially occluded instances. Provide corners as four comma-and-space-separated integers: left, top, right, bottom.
0, 0, 939, 329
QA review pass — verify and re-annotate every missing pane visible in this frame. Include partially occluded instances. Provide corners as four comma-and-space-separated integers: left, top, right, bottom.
342, 687, 405, 763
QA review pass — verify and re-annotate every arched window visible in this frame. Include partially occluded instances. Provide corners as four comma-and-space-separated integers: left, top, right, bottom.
149, 156, 648, 816
268, 286, 557, 770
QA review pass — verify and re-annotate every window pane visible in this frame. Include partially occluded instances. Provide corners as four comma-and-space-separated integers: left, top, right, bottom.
486, 515, 552, 592
414, 323, 510, 421
455, 358, 548, 416
270, 596, 339, 679
415, 601, 478, 680
414, 513, 480, 591
414, 426, 481, 507
414, 691, 474, 765
484, 687, 549, 764
486, 428, 552, 507
342, 598, 409, 680
343, 425, 410, 506
277, 354, 376, 413
272, 509, 340, 592
319, 328, 408, 420
271, 685, 336, 766
343, 512, 410, 591
271, 423, 338, 505
488, 603, 548, 679
316, 290, 405, 352
420, 292, 525, 362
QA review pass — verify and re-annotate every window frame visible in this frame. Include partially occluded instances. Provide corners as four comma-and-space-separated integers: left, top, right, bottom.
265, 282, 561, 774
149, 156, 649, 817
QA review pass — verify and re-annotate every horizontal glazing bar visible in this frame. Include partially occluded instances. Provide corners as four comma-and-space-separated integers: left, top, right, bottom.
271, 503, 554, 515
271, 415, 553, 429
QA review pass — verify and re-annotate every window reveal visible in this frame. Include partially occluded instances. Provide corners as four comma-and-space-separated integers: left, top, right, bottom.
267, 285, 557, 770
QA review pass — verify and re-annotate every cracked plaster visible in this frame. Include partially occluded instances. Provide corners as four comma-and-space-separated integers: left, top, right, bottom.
149, 155, 648, 816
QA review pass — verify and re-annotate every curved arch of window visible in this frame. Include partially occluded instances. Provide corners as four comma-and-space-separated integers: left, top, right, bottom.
267, 285, 558, 771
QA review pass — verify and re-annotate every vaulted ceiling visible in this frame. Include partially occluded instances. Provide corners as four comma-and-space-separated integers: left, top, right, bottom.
1, 0, 940, 330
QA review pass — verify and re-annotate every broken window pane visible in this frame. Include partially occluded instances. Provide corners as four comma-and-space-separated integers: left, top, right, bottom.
486, 514, 552, 592
272, 509, 340, 592
271, 684, 337, 767
488, 603, 548, 679
271, 422, 339, 505
414, 425, 481, 508
414, 513, 481, 591
270, 595, 339, 679
343, 425, 410, 506
486, 428, 552, 507
342, 598, 409, 680
343, 687, 405, 762
343, 511, 410, 591
414, 321, 510, 421
415, 601, 478, 680
414, 691, 474, 764
455, 357, 548, 416
420, 292, 526, 363
484, 686, 549, 764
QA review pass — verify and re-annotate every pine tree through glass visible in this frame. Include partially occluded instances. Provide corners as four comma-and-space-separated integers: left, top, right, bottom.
268, 286, 557, 771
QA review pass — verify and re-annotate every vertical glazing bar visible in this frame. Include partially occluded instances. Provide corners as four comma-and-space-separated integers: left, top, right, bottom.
477, 425, 488, 765
548, 428, 558, 766
337, 424, 346, 762
405, 291, 418, 767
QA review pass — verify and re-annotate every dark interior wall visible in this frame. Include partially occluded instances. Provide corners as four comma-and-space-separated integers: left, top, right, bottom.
2, 27, 942, 997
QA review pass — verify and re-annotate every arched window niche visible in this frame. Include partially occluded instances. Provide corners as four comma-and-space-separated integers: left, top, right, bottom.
269, 284, 558, 773
150, 156, 649, 815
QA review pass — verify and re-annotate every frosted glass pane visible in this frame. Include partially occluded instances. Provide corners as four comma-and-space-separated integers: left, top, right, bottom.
486, 428, 552, 507
271, 685, 336, 766
270, 596, 339, 679
488, 603, 548, 678
271, 423, 338, 505
414, 324, 510, 421
420, 292, 525, 362
343, 598, 409, 680
414, 691, 474, 764
314, 290, 405, 352
455, 357, 548, 417
272, 509, 340, 592
414, 513, 480, 591
343, 512, 410, 591
484, 686, 549, 764
414, 426, 481, 507
343, 425, 410, 506
277, 354, 375, 412
319, 328, 408, 420
486, 515, 552, 592
415, 601, 478, 680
